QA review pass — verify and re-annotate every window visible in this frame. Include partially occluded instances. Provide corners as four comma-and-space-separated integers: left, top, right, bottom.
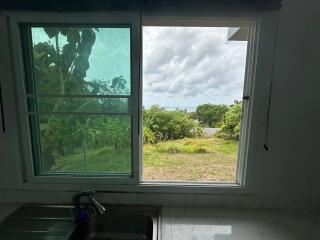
21, 25, 133, 176
142, 25, 250, 183
11, 13, 259, 188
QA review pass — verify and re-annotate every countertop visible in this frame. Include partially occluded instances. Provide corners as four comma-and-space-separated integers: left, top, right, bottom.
1, 204, 320, 240
160, 207, 320, 240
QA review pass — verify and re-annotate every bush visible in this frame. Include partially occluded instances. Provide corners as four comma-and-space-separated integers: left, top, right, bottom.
185, 146, 207, 154
218, 102, 242, 139
143, 126, 157, 144
195, 104, 229, 127
156, 145, 181, 154
154, 141, 207, 154
143, 105, 204, 143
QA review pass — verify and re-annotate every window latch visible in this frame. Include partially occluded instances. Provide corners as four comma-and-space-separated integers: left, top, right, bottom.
243, 95, 250, 100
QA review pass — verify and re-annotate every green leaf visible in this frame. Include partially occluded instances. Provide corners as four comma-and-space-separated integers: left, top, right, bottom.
61, 43, 77, 70
59, 29, 68, 36
67, 29, 81, 43
44, 28, 59, 38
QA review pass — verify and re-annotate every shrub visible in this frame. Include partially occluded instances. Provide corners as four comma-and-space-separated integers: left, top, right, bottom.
218, 102, 242, 139
195, 104, 229, 127
155, 142, 207, 154
184, 146, 207, 154
156, 145, 181, 154
143, 126, 157, 144
143, 105, 204, 143
183, 140, 194, 146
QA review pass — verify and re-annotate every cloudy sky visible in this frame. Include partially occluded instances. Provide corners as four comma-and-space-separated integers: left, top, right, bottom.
143, 27, 248, 109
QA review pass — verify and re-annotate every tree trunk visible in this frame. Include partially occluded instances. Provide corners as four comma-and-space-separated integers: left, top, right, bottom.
82, 133, 87, 171
52, 35, 65, 112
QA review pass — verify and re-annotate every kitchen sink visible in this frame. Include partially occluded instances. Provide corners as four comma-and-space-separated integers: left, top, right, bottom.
0, 205, 159, 240
68, 213, 153, 240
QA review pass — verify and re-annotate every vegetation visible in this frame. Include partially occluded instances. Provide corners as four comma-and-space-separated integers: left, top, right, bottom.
141, 102, 242, 181
142, 102, 242, 142
143, 105, 204, 144
51, 136, 238, 182
53, 147, 131, 173
194, 104, 229, 127
144, 137, 238, 182
218, 102, 242, 139
31, 27, 243, 181
32, 27, 131, 171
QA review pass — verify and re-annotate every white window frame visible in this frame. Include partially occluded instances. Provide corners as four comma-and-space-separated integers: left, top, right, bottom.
2, 10, 278, 195
140, 16, 257, 187
9, 12, 141, 185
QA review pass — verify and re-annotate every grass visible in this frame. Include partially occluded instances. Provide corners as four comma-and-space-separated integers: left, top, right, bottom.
53, 147, 131, 174
143, 137, 238, 182
51, 136, 238, 182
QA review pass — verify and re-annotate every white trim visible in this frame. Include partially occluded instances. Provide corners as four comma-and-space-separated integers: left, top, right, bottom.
142, 16, 256, 27
7, 11, 141, 185
236, 20, 258, 186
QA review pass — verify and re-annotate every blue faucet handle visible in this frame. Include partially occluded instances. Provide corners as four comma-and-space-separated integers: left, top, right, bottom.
75, 208, 90, 225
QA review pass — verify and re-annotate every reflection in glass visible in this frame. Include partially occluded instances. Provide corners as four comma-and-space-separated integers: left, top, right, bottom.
30, 27, 131, 95
32, 114, 132, 174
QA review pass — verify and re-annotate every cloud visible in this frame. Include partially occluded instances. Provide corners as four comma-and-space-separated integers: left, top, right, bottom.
143, 27, 248, 107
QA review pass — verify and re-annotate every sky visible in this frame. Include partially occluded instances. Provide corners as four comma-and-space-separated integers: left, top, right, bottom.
32, 26, 248, 108
86, 28, 131, 85
143, 27, 248, 109
32, 27, 131, 88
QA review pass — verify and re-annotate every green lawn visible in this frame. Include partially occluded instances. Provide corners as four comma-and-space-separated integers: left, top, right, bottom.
52, 137, 238, 182
143, 137, 238, 182
53, 147, 131, 174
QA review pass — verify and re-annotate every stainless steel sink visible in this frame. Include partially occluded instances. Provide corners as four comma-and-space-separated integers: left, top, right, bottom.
68, 213, 153, 240
0, 205, 159, 240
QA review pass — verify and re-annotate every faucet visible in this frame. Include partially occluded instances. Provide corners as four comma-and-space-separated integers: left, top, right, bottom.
73, 190, 106, 216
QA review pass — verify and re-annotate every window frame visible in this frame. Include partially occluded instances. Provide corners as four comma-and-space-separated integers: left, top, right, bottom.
9, 12, 142, 185
22, 24, 135, 178
140, 16, 257, 186
4, 11, 278, 194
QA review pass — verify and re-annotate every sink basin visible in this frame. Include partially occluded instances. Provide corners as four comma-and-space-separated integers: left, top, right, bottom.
68, 213, 153, 240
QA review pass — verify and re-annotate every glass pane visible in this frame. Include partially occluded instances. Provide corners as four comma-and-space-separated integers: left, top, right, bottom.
30, 114, 132, 174
27, 97, 129, 113
30, 26, 131, 96
143, 26, 249, 182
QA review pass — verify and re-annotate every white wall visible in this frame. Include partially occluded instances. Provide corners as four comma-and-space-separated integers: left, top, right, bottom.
0, 0, 320, 210
247, 0, 320, 209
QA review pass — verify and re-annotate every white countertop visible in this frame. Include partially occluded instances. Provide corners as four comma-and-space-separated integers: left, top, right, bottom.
160, 207, 320, 240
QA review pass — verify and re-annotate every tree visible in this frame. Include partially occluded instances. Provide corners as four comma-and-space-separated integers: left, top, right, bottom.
143, 105, 204, 143
219, 102, 242, 139
195, 104, 229, 127
33, 27, 130, 171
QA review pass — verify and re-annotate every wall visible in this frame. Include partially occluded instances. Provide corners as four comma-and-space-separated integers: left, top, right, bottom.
248, 0, 320, 208
0, 0, 320, 210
